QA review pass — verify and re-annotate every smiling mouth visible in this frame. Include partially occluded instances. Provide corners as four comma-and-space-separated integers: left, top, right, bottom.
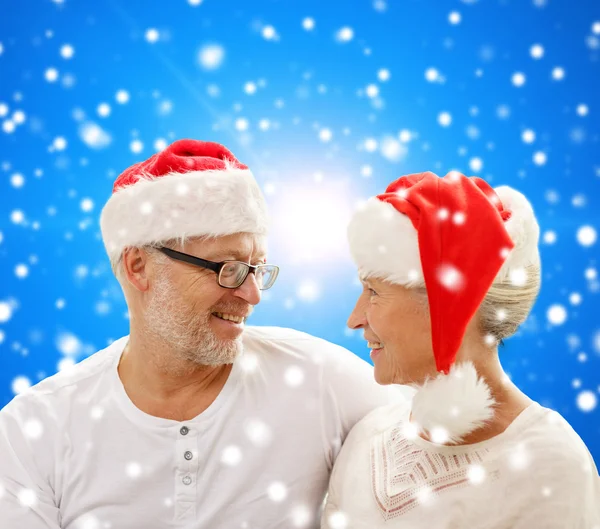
367, 341, 383, 350
212, 312, 246, 324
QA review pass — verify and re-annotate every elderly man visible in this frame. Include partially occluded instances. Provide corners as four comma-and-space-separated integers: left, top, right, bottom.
0, 140, 396, 528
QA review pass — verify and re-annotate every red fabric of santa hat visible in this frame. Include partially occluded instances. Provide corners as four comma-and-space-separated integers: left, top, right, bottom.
100, 139, 269, 260
348, 171, 540, 443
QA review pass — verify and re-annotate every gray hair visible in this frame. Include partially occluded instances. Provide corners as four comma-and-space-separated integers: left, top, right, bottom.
110, 236, 192, 283
403, 263, 541, 345
478, 263, 541, 344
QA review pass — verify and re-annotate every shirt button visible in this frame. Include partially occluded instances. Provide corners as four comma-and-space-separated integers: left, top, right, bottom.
184, 451, 193, 461
180, 426, 189, 436
182, 476, 192, 486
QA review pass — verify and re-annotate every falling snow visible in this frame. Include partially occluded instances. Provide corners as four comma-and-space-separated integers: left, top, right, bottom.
547, 304, 567, 326
335, 27, 354, 43
0, 0, 598, 484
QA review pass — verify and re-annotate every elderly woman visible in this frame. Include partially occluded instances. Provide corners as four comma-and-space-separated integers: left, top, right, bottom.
322, 172, 599, 528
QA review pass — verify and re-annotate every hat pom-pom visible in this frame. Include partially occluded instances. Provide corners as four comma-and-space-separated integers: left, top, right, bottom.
410, 362, 495, 445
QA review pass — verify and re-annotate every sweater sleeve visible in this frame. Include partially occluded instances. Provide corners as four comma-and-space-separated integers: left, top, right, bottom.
0, 393, 62, 529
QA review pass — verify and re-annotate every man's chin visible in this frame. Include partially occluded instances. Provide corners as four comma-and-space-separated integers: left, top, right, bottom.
189, 336, 243, 367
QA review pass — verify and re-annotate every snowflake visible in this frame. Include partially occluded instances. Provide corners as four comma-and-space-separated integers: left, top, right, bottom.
448, 11, 461, 24
467, 464, 486, 484
302, 18, 315, 31
297, 280, 320, 302
18, 488, 38, 507
221, 445, 243, 466
335, 27, 354, 43
380, 136, 406, 162
79, 122, 112, 149
145, 28, 159, 43
577, 391, 597, 412
576, 225, 597, 247
60, 44, 75, 59
262, 25, 278, 41
45, 68, 59, 82
233, 118, 248, 132
547, 304, 567, 325
52, 136, 68, 151
512, 72, 526, 87
198, 44, 225, 70
80, 198, 94, 212
551, 66, 565, 80
364, 137, 378, 151
508, 444, 530, 470
533, 151, 547, 166
365, 84, 379, 98
115, 89, 130, 104
15, 264, 29, 279
284, 366, 305, 387
130, 139, 144, 154
378, 68, 390, 82
509, 268, 527, 286
437, 264, 464, 291
10, 172, 24, 188
56, 332, 82, 356
126, 462, 142, 478
11, 376, 31, 395
530, 44, 544, 59
23, 419, 44, 439
244, 81, 257, 95
267, 482, 288, 502
318, 128, 332, 142
327, 511, 349, 529
438, 111, 452, 127
469, 157, 483, 172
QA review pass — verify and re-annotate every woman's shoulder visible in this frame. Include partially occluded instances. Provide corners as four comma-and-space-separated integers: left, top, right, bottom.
507, 404, 595, 460
495, 403, 599, 488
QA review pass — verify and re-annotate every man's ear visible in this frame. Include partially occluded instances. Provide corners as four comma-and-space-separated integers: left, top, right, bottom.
122, 247, 152, 292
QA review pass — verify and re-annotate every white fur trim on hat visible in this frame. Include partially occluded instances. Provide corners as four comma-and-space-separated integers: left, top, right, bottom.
347, 185, 540, 286
493, 186, 541, 282
100, 168, 269, 260
410, 362, 496, 444
347, 197, 424, 285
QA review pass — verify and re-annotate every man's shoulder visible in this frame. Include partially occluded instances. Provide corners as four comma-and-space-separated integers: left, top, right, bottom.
352, 400, 411, 438
241, 325, 381, 389
1, 336, 126, 417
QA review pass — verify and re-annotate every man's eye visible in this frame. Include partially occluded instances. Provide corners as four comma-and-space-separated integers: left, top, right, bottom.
368, 288, 377, 296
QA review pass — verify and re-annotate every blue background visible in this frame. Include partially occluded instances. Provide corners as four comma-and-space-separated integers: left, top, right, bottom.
1, 0, 599, 462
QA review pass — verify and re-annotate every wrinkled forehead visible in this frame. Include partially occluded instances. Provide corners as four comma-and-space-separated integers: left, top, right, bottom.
359, 272, 427, 298
184, 233, 268, 261
359, 272, 386, 286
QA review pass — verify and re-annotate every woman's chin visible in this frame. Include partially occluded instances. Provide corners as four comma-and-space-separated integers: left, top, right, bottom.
373, 365, 393, 385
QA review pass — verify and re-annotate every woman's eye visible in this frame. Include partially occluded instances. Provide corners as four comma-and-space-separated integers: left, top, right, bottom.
368, 288, 377, 296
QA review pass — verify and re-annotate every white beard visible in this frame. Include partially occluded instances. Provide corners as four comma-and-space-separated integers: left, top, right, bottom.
144, 275, 243, 366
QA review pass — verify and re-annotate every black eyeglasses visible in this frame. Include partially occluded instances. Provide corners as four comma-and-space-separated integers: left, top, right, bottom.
157, 247, 280, 291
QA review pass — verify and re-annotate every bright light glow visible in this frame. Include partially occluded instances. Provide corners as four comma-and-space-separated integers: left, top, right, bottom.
270, 181, 354, 265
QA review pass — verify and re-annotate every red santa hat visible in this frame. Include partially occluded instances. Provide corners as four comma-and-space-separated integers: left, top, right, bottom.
100, 139, 269, 260
348, 171, 540, 443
